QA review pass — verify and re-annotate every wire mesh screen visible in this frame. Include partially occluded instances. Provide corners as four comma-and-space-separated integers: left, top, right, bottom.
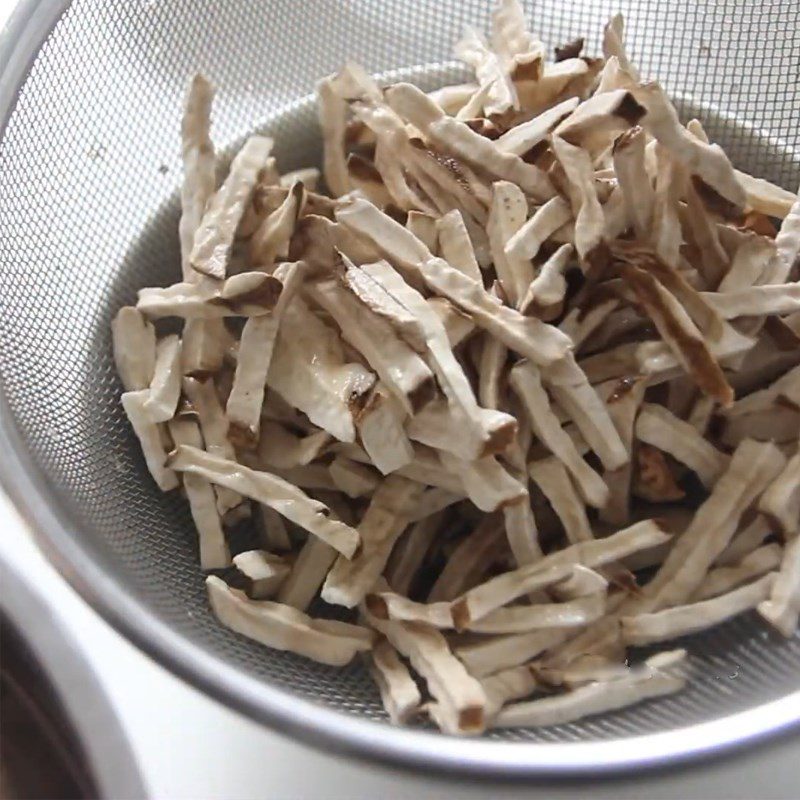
0, 0, 798, 746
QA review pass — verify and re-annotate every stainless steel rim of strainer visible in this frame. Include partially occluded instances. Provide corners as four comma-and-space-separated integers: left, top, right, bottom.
1, 0, 800, 779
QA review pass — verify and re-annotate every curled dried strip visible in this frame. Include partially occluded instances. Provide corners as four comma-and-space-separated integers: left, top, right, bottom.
233, 550, 290, 599
439, 450, 526, 513
612, 126, 653, 240
519, 243, 573, 320
482, 665, 538, 718
249, 181, 305, 268
468, 593, 606, 634
493, 97, 579, 156
356, 386, 415, 475
700, 284, 800, 320
758, 447, 800, 537
168, 445, 360, 558
635, 403, 729, 489
717, 234, 775, 292
505, 195, 572, 262
493, 651, 687, 728
207, 576, 373, 666
622, 575, 776, 646
529, 456, 594, 544
436, 210, 483, 282
329, 456, 380, 499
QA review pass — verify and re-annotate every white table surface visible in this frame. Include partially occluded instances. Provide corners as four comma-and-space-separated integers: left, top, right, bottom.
1, 3, 798, 798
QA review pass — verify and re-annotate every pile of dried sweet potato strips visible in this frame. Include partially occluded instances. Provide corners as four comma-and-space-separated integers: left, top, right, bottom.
113, 1, 800, 734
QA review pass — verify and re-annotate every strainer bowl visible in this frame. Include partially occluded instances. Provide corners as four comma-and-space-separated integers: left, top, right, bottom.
1, 0, 799, 777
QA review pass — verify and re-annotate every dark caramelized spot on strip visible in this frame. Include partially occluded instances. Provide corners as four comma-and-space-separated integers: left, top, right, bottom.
738, 210, 778, 238
458, 706, 486, 733
364, 593, 390, 620
617, 261, 734, 406
612, 125, 642, 154
554, 37, 584, 62
511, 56, 544, 82
522, 139, 551, 166
347, 152, 383, 183
450, 597, 471, 632
615, 93, 646, 125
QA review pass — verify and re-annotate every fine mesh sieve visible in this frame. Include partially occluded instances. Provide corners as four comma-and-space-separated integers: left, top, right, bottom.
0, 0, 799, 776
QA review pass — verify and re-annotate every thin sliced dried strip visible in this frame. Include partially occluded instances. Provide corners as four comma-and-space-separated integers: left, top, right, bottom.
478, 330, 507, 410
439, 450, 526, 513
505, 196, 572, 263
683, 180, 730, 287
406, 210, 438, 254
427, 297, 476, 348
436, 210, 482, 282
701, 284, 800, 320
457, 626, 574, 677
488, 181, 534, 306
276, 536, 337, 611
469, 593, 606, 634
717, 233, 775, 292
758, 448, 800, 537
368, 638, 422, 725
226, 262, 305, 444
633, 82, 745, 209
112, 307, 156, 392
773, 190, 800, 282
306, 276, 435, 415
494, 97, 580, 156
395, 445, 463, 494
758, 536, 800, 637
337, 199, 572, 368
365, 613, 487, 735
168, 445, 360, 558
257, 422, 331, 471
233, 550, 290, 599
735, 171, 798, 219
366, 591, 453, 629
503, 493, 543, 567
179, 74, 216, 281
267, 296, 375, 443
121, 390, 180, 492
455, 26, 518, 117
645, 440, 786, 610
551, 565, 609, 601
649, 144, 685, 268
407, 399, 516, 461
599, 375, 648, 526
721, 407, 800, 449
723, 364, 800, 418
482, 665, 538, 718
322, 475, 423, 607
428, 514, 505, 602
168, 417, 229, 569
529, 457, 593, 545
407, 488, 463, 522
427, 83, 479, 115
543, 353, 629, 471
510, 360, 608, 508
635, 403, 729, 488
182, 376, 236, 462
560, 298, 620, 351
383, 83, 553, 200
602, 13, 640, 81
190, 135, 273, 279
515, 59, 589, 112
693, 544, 783, 602
493, 650, 687, 728
551, 136, 604, 265
274, 464, 338, 492
143, 335, 182, 423
535, 655, 630, 689
385, 511, 445, 595
181, 317, 229, 378
519, 244, 572, 320
356, 386, 415, 475
317, 77, 350, 197
451, 521, 668, 631
207, 576, 372, 666
614, 257, 734, 406
138, 271, 283, 319
612, 126, 653, 240
622, 575, 776, 646
554, 89, 645, 155
329, 456, 380, 499
249, 181, 305, 268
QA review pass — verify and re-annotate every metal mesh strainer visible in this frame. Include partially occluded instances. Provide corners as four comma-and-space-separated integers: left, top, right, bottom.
0, 0, 799, 776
